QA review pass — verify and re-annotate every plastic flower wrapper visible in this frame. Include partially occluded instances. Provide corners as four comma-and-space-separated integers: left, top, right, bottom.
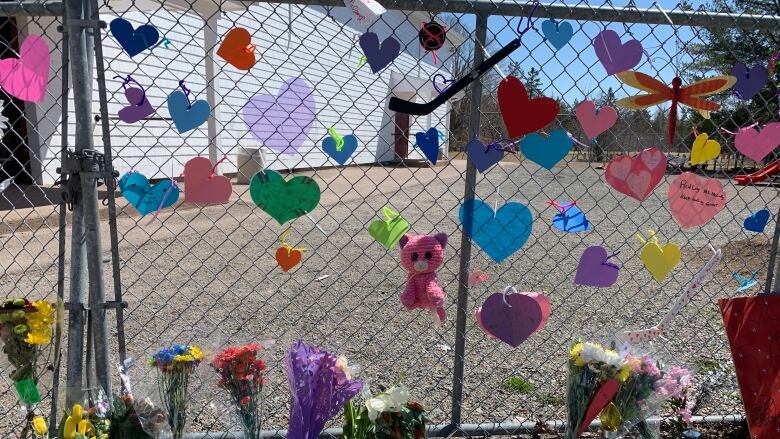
564, 341, 630, 439
117, 359, 167, 438
368, 385, 427, 439
0, 298, 58, 407
285, 340, 363, 439
211, 342, 272, 439
148, 344, 203, 439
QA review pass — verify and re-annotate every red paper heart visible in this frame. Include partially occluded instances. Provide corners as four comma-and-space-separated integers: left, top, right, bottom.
275, 246, 302, 272
498, 76, 559, 139
217, 28, 256, 71
578, 378, 620, 437
183, 157, 232, 204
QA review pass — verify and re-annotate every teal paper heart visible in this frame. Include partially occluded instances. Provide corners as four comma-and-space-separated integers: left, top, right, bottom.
520, 129, 573, 170
167, 90, 211, 133
118, 172, 179, 216
460, 199, 533, 263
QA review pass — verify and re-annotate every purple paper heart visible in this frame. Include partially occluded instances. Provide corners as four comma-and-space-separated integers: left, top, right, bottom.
573, 246, 620, 288
477, 289, 550, 348
359, 32, 400, 74
593, 30, 643, 76
466, 138, 504, 173
117, 87, 154, 124
242, 77, 315, 155
731, 63, 768, 101
432, 74, 453, 94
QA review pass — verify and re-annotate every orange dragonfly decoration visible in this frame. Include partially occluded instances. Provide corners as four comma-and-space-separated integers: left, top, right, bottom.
616, 71, 737, 144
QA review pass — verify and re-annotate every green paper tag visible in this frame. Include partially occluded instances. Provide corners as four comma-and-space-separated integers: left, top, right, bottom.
14, 377, 41, 405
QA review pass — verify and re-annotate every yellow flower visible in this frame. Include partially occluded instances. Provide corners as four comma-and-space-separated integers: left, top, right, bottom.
63, 416, 76, 439
190, 345, 203, 360
617, 363, 631, 382
77, 419, 93, 436
72, 404, 83, 425
24, 301, 55, 345
569, 343, 582, 359
174, 354, 194, 363
32, 416, 48, 436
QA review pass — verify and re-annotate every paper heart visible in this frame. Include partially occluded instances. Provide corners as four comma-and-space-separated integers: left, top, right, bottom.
735, 122, 780, 162
605, 147, 667, 201
593, 30, 643, 75
475, 289, 551, 348
368, 207, 409, 249
276, 246, 302, 272
118, 172, 179, 216
414, 128, 439, 164
249, 169, 321, 225
432, 74, 453, 93
574, 246, 620, 288
575, 100, 617, 140
551, 202, 592, 233
217, 28, 256, 71
242, 77, 315, 155
690, 133, 721, 165
167, 90, 211, 134
117, 87, 154, 124
183, 157, 232, 204
541, 19, 573, 50
359, 32, 400, 74
466, 139, 504, 173
468, 270, 489, 287
459, 199, 533, 263
744, 209, 770, 233
322, 134, 358, 166
0, 35, 50, 103
498, 76, 559, 139
668, 172, 726, 229
520, 129, 573, 170
109, 18, 159, 57
640, 241, 681, 283
578, 379, 621, 436
731, 63, 768, 101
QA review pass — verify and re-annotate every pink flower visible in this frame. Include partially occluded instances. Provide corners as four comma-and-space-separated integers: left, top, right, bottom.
240, 396, 251, 407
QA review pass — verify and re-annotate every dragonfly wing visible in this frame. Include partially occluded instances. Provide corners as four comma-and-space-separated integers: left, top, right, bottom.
617, 93, 670, 109
617, 71, 670, 93
678, 95, 721, 111
682, 75, 737, 97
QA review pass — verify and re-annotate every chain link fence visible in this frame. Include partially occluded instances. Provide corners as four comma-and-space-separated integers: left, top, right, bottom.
1, 0, 780, 437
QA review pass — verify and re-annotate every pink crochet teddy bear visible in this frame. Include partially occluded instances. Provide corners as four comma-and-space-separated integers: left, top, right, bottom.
399, 233, 447, 323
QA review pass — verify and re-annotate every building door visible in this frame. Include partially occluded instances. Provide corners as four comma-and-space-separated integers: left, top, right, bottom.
0, 17, 31, 185
393, 112, 409, 159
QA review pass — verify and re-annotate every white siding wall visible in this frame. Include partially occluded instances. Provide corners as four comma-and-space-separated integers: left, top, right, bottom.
38, 4, 453, 182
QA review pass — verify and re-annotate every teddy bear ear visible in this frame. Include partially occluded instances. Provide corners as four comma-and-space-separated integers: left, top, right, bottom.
399, 234, 410, 249
433, 233, 448, 248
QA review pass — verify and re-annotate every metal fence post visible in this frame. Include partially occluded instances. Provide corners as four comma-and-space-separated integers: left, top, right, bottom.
450, 11, 488, 431
765, 204, 780, 294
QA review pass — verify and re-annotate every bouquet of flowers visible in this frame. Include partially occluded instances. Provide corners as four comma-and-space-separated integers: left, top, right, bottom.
148, 344, 203, 439
0, 298, 56, 406
60, 403, 110, 439
285, 340, 363, 439
211, 344, 268, 439
343, 384, 427, 439
565, 341, 630, 439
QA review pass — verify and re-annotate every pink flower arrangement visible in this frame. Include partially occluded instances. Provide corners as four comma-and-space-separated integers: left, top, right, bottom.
211, 344, 268, 439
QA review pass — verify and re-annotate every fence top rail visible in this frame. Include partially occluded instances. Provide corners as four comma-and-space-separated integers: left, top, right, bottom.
239, 0, 780, 30
0, 1, 63, 16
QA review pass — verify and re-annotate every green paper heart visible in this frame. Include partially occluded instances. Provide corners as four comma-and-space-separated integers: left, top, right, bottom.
249, 170, 321, 225
368, 207, 409, 249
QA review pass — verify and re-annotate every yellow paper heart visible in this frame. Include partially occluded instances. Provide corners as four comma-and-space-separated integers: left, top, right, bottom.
640, 242, 681, 283
690, 133, 721, 165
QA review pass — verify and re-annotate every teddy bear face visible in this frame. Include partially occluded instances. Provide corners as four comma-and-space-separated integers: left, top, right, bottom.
399, 233, 447, 274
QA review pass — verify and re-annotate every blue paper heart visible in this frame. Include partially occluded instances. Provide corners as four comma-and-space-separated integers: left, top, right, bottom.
460, 199, 533, 263
744, 209, 770, 233
415, 128, 440, 164
520, 129, 573, 170
167, 90, 211, 134
109, 18, 160, 58
118, 172, 179, 216
551, 201, 592, 233
322, 134, 358, 166
466, 138, 504, 173
541, 20, 573, 50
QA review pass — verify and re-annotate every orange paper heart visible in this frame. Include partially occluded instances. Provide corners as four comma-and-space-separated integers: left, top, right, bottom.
275, 245, 302, 272
217, 28, 256, 71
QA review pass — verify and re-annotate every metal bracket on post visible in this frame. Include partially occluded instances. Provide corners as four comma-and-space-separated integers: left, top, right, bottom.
57, 149, 119, 209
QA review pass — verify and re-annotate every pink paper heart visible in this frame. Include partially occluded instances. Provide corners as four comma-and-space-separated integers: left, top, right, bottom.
668, 172, 726, 229
183, 157, 232, 204
735, 123, 780, 162
0, 35, 50, 103
605, 147, 667, 201
575, 100, 617, 140
474, 289, 550, 348
577, 379, 620, 436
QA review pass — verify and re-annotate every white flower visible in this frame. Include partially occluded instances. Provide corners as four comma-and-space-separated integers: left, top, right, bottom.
578, 342, 626, 368
335, 355, 360, 381
365, 385, 411, 421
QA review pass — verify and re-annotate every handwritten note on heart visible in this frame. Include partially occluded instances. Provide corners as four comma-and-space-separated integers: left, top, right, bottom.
243, 77, 315, 155
668, 172, 726, 229
690, 133, 721, 165
183, 157, 231, 204
593, 30, 643, 75
735, 122, 780, 162
217, 28, 256, 71
574, 246, 619, 288
249, 169, 321, 225
0, 35, 50, 103
498, 76, 559, 139
474, 288, 550, 348
605, 147, 667, 201
119, 172, 179, 216
575, 100, 617, 140
109, 18, 159, 58
460, 199, 533, 263
520, 129, 573, 170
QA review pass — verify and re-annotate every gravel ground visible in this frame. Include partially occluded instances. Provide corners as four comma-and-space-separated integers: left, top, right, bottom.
0, 158, 777, 437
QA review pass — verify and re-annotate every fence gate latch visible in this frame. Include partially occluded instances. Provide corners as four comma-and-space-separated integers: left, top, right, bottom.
57, 149, 118, 209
